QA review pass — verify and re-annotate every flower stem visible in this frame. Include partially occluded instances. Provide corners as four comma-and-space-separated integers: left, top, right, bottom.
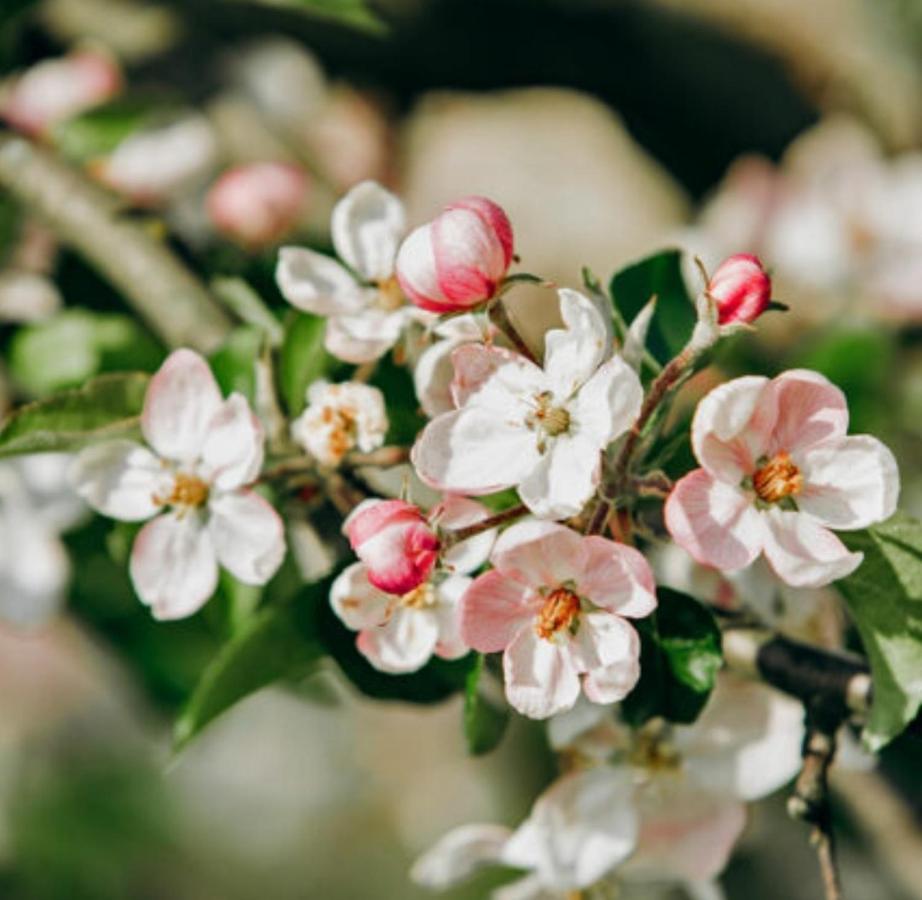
488, 298, 537, 363
441, 503, 528, 546
344, 445, 410, 467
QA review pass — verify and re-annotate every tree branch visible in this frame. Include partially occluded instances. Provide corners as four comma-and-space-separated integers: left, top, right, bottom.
0, 133, 232, 352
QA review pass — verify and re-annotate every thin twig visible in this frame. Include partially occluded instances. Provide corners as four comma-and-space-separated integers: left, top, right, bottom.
344, 445, 410, 467
488, 298, 538, 363
441, 503, 529, 546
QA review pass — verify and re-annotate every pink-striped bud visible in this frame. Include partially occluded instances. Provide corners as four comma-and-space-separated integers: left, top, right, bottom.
344, 499, 439, 595
395, 196, 514, 313
2, 50, 121, 137
206, 162, 310, 249
708, 253, 772, 326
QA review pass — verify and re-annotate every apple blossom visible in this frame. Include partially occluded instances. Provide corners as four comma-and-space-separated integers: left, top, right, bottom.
708, 253, 771, 325
395, 196, 514, 313
207, 162, 310, 248
665, 369, 899, 587
461, 520, 656, 719
331, 496, 496, 673
290, 380, 388, 467
276, 180, 431, 363
1, 50, 121, 137
70, 349, 285, 620
412, 287, 643, 519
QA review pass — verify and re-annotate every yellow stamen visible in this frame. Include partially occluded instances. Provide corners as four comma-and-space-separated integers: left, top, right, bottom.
535, 587, 581, 640
753, 451, 803, 504
163, 473, 209, 509
375, 275, 405, 311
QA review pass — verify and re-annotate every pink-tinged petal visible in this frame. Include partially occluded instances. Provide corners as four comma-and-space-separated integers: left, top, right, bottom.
142, 349, 223, 463
345, 498, 422, 545
433, 494, 496, 574
766, 369, 849, 456
411, 824, 512, 890
395, 224, 451, 311
207, 489, 285, 585
432, 574, 471, 659
329, 562, 392, 630
503, 627, 581, 719
460, 570, 537, 653
129, 512, 218, 620
411, 408, 541, 496
665, 470, 764, 571
708, 253, 772, 325
692, 375, 773, 483
199, 393, 264, 491
331, 180, 405, 282
69, 440, 168, 521
625, 775, 745, 883
501, 767, 638, 890
517, 433, 602, 520
275, 246, 366, 316
583, 655, 641, 705
356, 606, 439, 673
573, 355, 643, 447
577, 538, 657, 617
761, 509, 862, 588
450, 342, 545, 412
450, 196, 514, 267
798, 435, 899, 530
570, 610, 639, 673
414, 336, 461, 417
491, 520, 584, 589
543, 289, 612, 399
324, 307, 406, 363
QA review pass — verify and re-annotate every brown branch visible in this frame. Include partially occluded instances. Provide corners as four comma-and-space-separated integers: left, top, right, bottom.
488, 298, 538, 363
440, 503, 529, 546
0, 133, 232, 352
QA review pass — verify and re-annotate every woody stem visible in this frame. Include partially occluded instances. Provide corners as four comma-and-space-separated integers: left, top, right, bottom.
441, 503, 529, 546
488, 298, 538, 363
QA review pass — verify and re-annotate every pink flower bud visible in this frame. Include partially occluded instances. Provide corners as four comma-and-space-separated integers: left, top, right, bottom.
708, 253, 772, 325
2, 50, 121, 137
206, 162, 310, 249
344, 499, 439, 595
396, 196, 514, 313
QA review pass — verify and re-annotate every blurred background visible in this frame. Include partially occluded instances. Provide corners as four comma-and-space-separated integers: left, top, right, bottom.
0, 0, 922, 897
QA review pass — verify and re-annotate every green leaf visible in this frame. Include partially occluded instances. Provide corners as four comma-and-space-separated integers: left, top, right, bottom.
209, 325, 263, 403
270, 0, 386, 32
369, 353, 427, 445
9, 309, 162, 396
464, 653, 509, 755
52, 101, 156, 163
174, 579, 329, 750
0, 372, 149, 457
621, 588, 722, 726
609, 249, 696, 366
838, 512, 922, 751
279, 311, 345, 415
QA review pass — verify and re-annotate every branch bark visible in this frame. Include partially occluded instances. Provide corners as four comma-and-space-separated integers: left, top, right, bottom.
0, 134, 232, 352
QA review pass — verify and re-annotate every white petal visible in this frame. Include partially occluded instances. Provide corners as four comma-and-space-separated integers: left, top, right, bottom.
411, 824, 512, 890
199, 393, 264, 491
142, 349, 223, 464
571, 612, 640, 704
762, 508, 863, 588
329, 562, 392, 630
324, 308, 405, 363
433, 574, 471, 659
493, 874, 559, 900
435, 494, 497, 574
275, 246, 367, 315
412, 408, 540, 496
69, 440, 168, 521
414, 336, 460, 417
517, 434, 601, 519
503, 627, 581, 719
766, 369, 849, 457
450, 343, 545, 413
356, 606, 439, 673
573, 354, 643, 447
129, 512, 218, 619
622, 296, 656, 371
502, 766, 638, 890
207, 489, 285, 585
798, 435, 899, 530
331, 180, 405, 281
543, 288, 611, 398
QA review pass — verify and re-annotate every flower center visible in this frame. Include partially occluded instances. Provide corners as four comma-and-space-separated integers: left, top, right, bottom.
166, 473, 209, 509
320, 404, 357, 462
375, 275, 405, 312
535, 587, 581, 641
752, 451, 803, 504
399, 582, 435, 610
527, 392, 571, 450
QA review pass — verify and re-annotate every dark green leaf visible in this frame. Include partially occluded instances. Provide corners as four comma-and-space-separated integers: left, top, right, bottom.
464, 653, 509, 755
286, 0, 385, 32
838, 512, 922, 750
609, 249, 696, 366
621, 588, 722, 726
209, 325, 263, 403
279, 311, 345, 415
369, 353, 427, 445
52, 101, 156, 163
0, 372, 149, 456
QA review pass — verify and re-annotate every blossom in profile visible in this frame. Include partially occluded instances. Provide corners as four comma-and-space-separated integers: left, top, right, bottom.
70, 349, 285, 619
461, 520, 656, 719
665, 369, 899, 587
412, 288, 642, 519
276, 180, 430, 362
395, 196, 514, 313
291, 380, 388, 468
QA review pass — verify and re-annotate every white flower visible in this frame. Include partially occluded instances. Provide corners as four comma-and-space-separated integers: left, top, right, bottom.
412, 288, 643, 519
413, 313, 488, 417
290, 379, 388, 467
276, 180, 430, 363
70, 349, 285, 620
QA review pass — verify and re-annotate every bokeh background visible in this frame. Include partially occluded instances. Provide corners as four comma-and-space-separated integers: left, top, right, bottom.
0, 1, 921, 898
